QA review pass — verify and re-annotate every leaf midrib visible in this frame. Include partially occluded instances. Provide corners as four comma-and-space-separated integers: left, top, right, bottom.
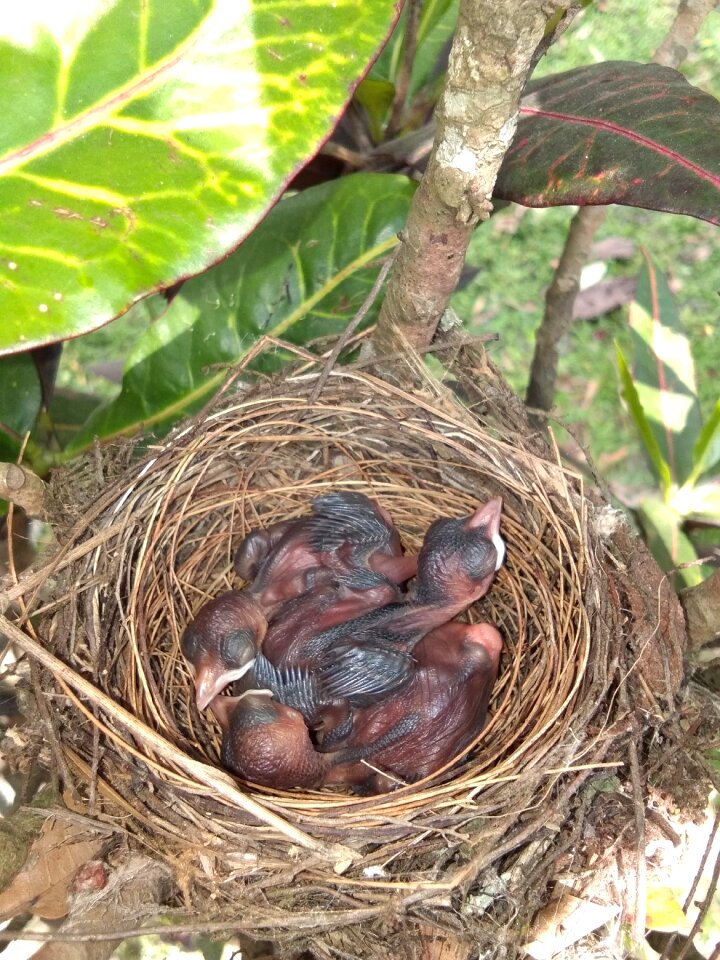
0, 33, 199, 174
519, 105, 720, 189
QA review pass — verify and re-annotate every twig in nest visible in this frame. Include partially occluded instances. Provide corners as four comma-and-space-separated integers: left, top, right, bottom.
310, 247, 400, 401
620, 677, 647, 948
29, 660, 79, 800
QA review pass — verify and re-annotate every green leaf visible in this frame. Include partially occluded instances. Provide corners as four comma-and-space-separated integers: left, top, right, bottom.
615, 343, 673, 495
494, 62, 720, 225
0, 0, 402, 356
370, 0, 458, 109
32, 388, 104, 451
0, 353, 42, 461
675, 481, 720, 524
637, 498, 706, 589
688, 398, 720, 485
628, 255, 703, 488
355, 77, 396, 141
67, 173, 416, 452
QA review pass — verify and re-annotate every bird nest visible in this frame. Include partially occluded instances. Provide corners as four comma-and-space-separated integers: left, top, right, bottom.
4, 346, 686, 957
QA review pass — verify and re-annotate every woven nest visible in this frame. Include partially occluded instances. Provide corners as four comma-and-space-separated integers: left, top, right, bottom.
6, 346, 686, 957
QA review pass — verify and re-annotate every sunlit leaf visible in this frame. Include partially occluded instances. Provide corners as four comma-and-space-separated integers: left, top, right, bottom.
676, 481, 720, 524
0, 353, 42, 462
67, 173, 416, 452
0, 0, 402, 355
688, 398, 720, 485
616, 344, 672, 495
628, 254, 703, 487
645, 885, 687, 933
355, 77, 396, 140
494, 62, 720, 224
637, 498, 706, 588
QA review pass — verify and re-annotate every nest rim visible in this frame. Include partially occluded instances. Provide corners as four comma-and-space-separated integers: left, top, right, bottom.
17, 365, 609, 829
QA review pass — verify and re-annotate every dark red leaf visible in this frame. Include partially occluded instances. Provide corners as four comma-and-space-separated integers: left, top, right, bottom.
494, 62, 720, 224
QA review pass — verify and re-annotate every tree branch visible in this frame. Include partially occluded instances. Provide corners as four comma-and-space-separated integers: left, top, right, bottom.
0, 462, 47, 519
525, 205, 607, 416
372, 0, 574, 355
654, 0, 717, 67
524, 0, 716, 420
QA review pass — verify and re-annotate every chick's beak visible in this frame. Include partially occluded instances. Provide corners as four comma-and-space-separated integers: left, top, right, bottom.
467, 496, 505, 571
196, 656, 256, 711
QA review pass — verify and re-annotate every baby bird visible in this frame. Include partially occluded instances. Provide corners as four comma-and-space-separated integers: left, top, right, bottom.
234, 492, 417, 612
181, 591, 266, 710
306, 492, 417, 587
289, 496, 505, 698
210, 681, 416, 790
261, 575, 403, 670
317, 621, 503, 792
211, 691, 336, 789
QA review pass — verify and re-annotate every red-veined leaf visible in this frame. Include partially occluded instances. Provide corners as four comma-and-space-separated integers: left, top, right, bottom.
494, 62, 720, 224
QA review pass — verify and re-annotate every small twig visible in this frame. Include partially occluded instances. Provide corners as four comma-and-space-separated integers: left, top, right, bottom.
319, 141, 368, 169
310, 248, 400, 401
370, 123, 436, 169
644, 805, 681, 846
0, 461, 47, 519
660, 805, 720, 960
352, 331, 499, 373
624, 685, 647, 947
88, 723, 102, 815
385, 0, 423, 140
674, 824, 720, 960
0, 907, 385, 941
18, 805, 129, 835
682, 804, 720, 913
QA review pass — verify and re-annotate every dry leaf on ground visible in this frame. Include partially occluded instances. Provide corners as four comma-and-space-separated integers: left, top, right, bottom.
0, 817, 105, 920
